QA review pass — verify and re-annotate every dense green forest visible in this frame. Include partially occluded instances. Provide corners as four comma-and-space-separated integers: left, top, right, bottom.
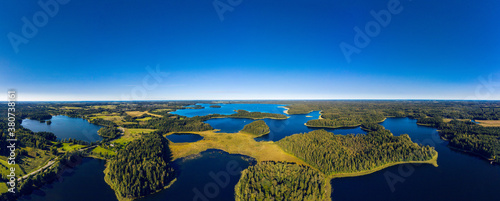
307, 112, 385, 128
240, 120, 270, 137
106, 133, 175, 199
440, 120, 500, 163
277, 129, 437, 175
98, 127, 121, 141
235, 161, 329, 201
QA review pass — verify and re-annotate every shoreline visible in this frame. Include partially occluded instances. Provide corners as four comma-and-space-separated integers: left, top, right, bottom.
278, 106, 289, 115
304, 117, 387, 129
328, 153, 439, 179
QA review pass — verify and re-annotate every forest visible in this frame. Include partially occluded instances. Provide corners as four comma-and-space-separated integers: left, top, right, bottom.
277, 129, 437, 175
235, 161, 329, 201
106, 133, 175, 199
440, 120, 500, 163
240, 120, 270, 137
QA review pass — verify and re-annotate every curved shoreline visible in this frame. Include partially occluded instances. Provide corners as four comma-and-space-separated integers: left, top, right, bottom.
328, 153, 439, 179
304, 118, 387, 129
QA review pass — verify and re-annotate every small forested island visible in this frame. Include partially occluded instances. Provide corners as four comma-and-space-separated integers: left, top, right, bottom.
240, 120, 270, 137
235, 161, 330, 201
105, 133, 175, 200
209, 105, 222, 108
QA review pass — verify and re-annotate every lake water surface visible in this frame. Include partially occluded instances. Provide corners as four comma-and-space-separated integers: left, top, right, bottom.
21, 115, 103, 142
330, 118, 500, 201
19, 158, 117, 201
166, 133, 204, 143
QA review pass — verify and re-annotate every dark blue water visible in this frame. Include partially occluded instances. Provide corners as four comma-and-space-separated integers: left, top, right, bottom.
203, 110, 366, 141
331, 118, 500, 201
171, 103, 287, 117
166, 133, 204, 143
21, 115, 103, 142
139, 149, 255, 201
19, 158, 117, 201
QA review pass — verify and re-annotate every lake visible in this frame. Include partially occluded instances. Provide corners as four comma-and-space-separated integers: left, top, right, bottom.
19, 158, 117, 201
21, 115, 103, 142
170, 103, 288, 117
330, 117, 500, 201
138, 149, 255, 201
166, 133, 204, 143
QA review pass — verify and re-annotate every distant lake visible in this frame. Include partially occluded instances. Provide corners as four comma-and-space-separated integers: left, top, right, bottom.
170, 103, 287, 117
138, 149, 255, 201
19, 158, 117, 201
203, 110, 365, 141
166, 133, 204, 143
21, 115, 103, 142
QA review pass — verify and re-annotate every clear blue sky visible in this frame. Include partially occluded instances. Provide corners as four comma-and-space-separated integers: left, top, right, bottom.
1, 0, 499, 101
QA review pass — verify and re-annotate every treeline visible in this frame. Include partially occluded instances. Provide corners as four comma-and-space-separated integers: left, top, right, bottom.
106, 133, 175, 199
142, 116, 213, 133
440, 120, 500, 163
98, 127, 121, 141
306, 113, 385, 128
277, 129, 437, 175
240, 120, 270, 137
235, 161, 329, 201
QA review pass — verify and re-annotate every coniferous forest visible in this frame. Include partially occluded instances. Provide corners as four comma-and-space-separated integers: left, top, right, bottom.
240, 120, 270, 137
277, 129, 437, 175
106, 133, 175, 199
235, 161, 329, 201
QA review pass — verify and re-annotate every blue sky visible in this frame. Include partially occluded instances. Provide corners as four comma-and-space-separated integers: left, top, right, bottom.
1, 0, 499, 101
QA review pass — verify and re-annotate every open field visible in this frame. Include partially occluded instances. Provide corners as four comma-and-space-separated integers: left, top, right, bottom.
112, 128, 156, 146
168, 130, 307, 165
125, 111, 162, 117
92, 146, 117, 156
59, 143, 86, 152
475, 120, 500, 127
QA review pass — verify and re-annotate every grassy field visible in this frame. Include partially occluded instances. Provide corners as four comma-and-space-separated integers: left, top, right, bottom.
475, 120, 500, 127
168, 130, 307, 165
443, 118, 470, 123
136, 117, 153, 121
125, 111, 162, 117
0, 182, 8, 194
0, 158, 25, 177
91, 105, 118, 109
59, 143, 86, 152
112, 128, 156, 146
92, 146, 117, 156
